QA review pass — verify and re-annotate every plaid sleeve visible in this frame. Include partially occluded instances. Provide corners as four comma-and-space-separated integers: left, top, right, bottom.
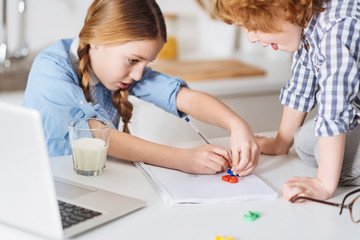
315, 18, 360, 136
280, 42, 318, 113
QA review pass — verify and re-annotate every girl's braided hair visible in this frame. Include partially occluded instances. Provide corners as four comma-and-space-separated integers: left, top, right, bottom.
77, 0, 166, 133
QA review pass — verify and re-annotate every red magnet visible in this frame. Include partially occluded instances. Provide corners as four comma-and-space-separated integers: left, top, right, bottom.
229, 177, 238, 183
221, 175, 231, 182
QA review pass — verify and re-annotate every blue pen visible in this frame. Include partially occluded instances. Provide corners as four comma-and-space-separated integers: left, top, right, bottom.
184, 117, 210, 144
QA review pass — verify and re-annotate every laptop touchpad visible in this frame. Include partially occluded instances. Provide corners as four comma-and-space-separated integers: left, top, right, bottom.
54, 181, 95, 199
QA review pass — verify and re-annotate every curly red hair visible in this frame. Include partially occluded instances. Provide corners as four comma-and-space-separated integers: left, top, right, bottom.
214, 0, 328, 32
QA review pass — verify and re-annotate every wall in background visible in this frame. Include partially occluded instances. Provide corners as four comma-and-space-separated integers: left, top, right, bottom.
1, 0, 92, 55
156, 0, 238, 59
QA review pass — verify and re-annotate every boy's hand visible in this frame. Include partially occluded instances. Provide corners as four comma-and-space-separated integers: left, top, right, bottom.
282, 176, 333, 202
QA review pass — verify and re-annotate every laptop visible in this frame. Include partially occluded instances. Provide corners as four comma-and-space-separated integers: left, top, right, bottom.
0, 102, 146, 239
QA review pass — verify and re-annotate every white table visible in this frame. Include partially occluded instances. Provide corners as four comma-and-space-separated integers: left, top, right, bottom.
1, 136, 359, 240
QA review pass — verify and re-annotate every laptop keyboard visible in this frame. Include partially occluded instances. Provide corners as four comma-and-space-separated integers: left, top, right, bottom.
58, 200, 102, 229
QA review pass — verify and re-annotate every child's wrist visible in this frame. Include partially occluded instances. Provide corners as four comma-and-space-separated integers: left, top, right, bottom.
274, 135, 292, 154
229, 118, 251, 132
314, 176, 336, 198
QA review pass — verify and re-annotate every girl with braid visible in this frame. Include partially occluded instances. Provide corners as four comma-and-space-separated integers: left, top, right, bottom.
23, 0, 259, 175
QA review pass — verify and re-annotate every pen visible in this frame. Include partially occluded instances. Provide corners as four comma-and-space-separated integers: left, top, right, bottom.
184, 117, 210, 144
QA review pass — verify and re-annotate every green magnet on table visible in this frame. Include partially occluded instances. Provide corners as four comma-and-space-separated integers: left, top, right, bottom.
243, 211, 260, 221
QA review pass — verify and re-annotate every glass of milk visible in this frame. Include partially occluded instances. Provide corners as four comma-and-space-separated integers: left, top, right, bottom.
68, 118, 111, 176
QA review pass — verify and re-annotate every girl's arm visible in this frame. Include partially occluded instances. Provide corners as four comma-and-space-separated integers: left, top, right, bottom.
256, 105, 307, 155
175, 87, 260, 176
107, 128, 231, 174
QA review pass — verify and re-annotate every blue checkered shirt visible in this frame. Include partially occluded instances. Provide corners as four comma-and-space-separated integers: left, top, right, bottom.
280, 0, 360, 137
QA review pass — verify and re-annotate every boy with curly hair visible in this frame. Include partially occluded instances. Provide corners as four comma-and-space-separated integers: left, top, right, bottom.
214, 0, 360, 202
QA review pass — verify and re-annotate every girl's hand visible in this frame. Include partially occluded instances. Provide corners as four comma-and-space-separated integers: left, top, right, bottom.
255, 135, 290, 155
230, 128, 260, 177
282, 176, 333, 202
180, 144, 231, 174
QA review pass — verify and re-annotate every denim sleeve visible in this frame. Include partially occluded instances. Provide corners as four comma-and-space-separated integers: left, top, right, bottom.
23, 52, 113, 157
129, 67, 189, 117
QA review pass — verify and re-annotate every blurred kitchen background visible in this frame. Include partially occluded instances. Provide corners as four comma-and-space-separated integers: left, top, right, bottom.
0, 0, 315, 145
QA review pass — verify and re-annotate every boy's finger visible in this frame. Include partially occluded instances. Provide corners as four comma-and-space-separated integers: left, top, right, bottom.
237, 165, 255, 177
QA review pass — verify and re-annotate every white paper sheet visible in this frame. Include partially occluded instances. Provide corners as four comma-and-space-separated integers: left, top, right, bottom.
135, 162, 277, 206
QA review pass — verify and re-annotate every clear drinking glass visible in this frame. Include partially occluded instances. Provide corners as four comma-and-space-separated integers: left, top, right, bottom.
68, 118, 111, 176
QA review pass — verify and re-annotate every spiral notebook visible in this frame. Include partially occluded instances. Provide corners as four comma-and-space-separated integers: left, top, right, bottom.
135, 162, 277, 206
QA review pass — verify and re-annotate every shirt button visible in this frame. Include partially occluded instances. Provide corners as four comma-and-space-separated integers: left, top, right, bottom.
306, 43, 310, 50
80, 100, 84, 105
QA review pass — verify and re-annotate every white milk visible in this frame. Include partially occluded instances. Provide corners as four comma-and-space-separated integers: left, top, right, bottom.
71, 138, 108, 175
